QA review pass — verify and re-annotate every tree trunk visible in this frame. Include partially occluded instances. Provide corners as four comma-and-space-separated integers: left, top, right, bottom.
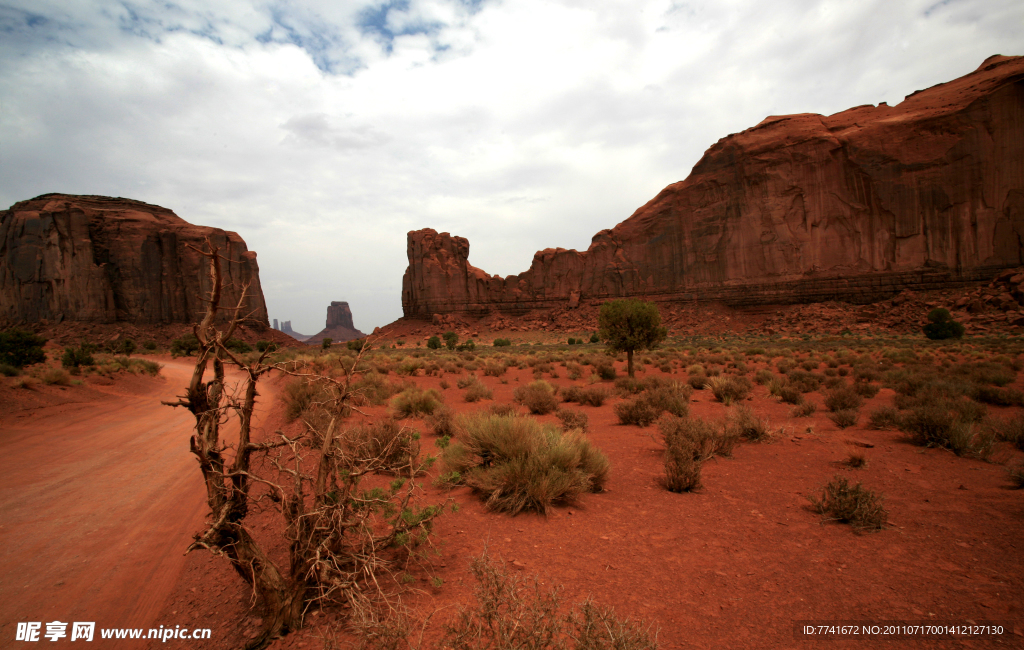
627, 349, 634, 378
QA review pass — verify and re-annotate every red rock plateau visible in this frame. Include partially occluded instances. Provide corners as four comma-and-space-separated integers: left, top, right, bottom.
401, 55, 1024, 327
304, 300, 366, 345
1, 194, 269, 328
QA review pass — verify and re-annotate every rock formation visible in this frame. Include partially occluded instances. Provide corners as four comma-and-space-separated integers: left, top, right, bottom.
278, 320, 312, 342
305, 301, 366, 345
0, 194, 269, 326
403, 55, 1024, 318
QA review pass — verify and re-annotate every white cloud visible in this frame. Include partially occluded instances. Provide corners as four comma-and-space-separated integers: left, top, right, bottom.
1, 0, 1021, 333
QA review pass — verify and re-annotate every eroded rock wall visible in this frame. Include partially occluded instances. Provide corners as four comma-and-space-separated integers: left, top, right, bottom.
403, 55, 1024, 318
0, 194, 268, 326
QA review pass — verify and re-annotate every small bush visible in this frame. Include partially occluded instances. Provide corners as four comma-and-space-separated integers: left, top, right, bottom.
513, 380, 559, 415
352, 371, 404, 406
868, 406, 902, 430
143, 340, 157, 351
994, 415, 1024, 451
493, 338, 512, 347
730, 405, 773, 442
824, 387, 864, 412
321, 337, 333, 350
790, 402, 817, 417
614, 397, 660, 427
0, 363, 21, 377
391, 387, 443, 418
61, 346, 95, 369
342, 418, 420, 474
853, 382, 881, 398
899, 402, 994, 458
427, 336, 442, 350
556, 408, 589, 432
687, 373, 708, 390
464, 379, 494, 403
225, 338, 252, 354
0, 328, 47, 368
596, 363, 617, 380
170, 334, 200, 357
41, 367, 72, 386
705, 376, 751, 404
660, 414, 736, 460
443, 413, 609, 514
972, 385, 1024, 407
753, 369, 775, 385
489, 403, 519, 417
846, 449, 868, 468
923, 308, 965, 340
828, 409, 859, 429
426, 405, 459, 437
809, 475, 887, 532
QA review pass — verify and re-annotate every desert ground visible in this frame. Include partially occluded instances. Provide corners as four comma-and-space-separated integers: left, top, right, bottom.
2, 332, 1023, 649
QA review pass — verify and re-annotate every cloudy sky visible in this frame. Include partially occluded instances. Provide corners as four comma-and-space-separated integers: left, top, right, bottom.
1, 1, 1021, 334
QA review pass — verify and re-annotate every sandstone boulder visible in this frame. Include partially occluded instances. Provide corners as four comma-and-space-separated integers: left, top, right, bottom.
403, 55, 1024, 318
0, 194, 268, 326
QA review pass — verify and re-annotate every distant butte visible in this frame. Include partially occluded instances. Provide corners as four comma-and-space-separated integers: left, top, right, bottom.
305, 301, 366, 345
402, 55, 1024, 319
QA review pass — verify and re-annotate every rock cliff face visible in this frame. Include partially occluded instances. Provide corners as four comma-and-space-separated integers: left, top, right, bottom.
306, 301, 366, 345
0, 194, 269, 326
403, 55, 1024, 318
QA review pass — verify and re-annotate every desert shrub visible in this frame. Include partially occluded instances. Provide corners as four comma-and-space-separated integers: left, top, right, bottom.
753, 369, 775, 385
112, 338, 136, 356
923, 308, 965, 340
868, 406, 902, 430
391, 387, 443, 418
0, 363, 21, 377
170, 333, 200, 357
493, 338, 512, 347
224, 338, 252, 354
828, 409, 859, 429
443, 331, 459, 350
441, 552, 657, 650
483, 362, 506, 377
1008, 462, 1024, 489
596, 363, 617, 380
464, 379, 494, 403
283, 377, 324, 421
790, 402, 817, 417
643, 381, 692, 417
124, 358, 161, 376
809, 475, 887, 532
563, 385, 610, 406
730, 405, 773, 442
661, 414, 736, 461
343, 418, 419, 475
489, 403, 519, 417
442, 413, 609, 514
426, 405, 459, 437
853, 382, 881, 398
513, 380, 559, 415
0, 328, 47, 368
687, 373, 708, 390
41, 367, 72, 386
787, 370, 823, 393
589, 333, 600, 343
352, 371, 404, 406
705, 375, 751, 404
662, 432, 704, 493
823, 387, 864, 412
427, 336, 442, 350
320, 337, 333, 350
12, 376, 39, 389
61, 345, 95, 369
972, 385, 1024, 407
776, 384, 804, 405
614, 397, 660, 427
824, 376, 846, 390
143, 340, 158, 351
845, 449, 868, 468
899, 401, 994, 458
457, 339, 476, 352
994, 414, 1024, 451
614, 376, 644, 395
556, 408, 589, 432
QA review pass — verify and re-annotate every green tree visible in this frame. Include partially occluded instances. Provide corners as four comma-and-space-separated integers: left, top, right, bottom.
923, 308, 965, 340
347, 338, 366, 351
427, 335, 442, 350
597, 299, 667, 378
322, 337, 333, 350
443, 331, 459, 350
0, 328, 47, 368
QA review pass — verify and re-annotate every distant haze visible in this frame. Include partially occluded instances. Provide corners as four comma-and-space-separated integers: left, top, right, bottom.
1, 1, 1021, 333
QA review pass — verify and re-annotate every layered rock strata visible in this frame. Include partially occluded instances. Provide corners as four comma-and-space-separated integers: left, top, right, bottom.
403, 55, 1024, 318
0, 194, 268, 326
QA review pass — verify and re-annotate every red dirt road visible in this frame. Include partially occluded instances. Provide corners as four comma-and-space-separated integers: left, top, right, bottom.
0, 360, 272, 646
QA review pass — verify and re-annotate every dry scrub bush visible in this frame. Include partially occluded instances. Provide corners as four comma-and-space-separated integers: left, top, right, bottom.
729, 405, 773, 442
868, 406, 902, 430
828, 409, 859, 429
513, 380, 559, 415
790, 402, 817, 418
994, 415, 1024, 451
824, 387, 864, 412
352, 371, 405, 406
464, 378, 494, 403
426, 405, 459, 437
561, 385, 610, 407
489, 403, 519, 417
659, 415, 732, 492
1008, 462, 1024, 489
440, 413, 609, 515
809, 475, 888, 532
40, 367, 72, 386
705, 375, 751, 404
442, 552, 658, 650
614, 397, 660, 427
899, 401, 995, 459
391, 387, 444, 418
853, 382, 881, 398
845, 449, 868, 468
556, 408, 589, 433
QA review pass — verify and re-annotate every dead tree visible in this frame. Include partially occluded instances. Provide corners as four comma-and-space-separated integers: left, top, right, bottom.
165, 238, 448, 649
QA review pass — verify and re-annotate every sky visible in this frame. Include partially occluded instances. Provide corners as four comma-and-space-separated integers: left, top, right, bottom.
1, 1, 1022, 335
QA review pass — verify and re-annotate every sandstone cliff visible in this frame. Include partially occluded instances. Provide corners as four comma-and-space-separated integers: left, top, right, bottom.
306, 301, 366, 345
0, 194, 269, 326
403, 55, 1024, 318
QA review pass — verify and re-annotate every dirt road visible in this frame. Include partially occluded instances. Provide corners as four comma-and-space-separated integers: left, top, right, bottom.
0, 359, 274, 645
